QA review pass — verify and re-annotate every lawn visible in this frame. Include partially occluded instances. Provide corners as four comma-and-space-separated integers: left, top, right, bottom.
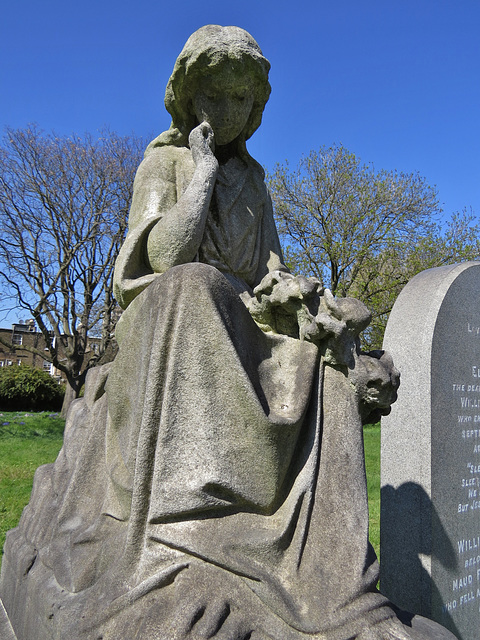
0, 414, 382, 565
0, 412, 65, 560
364, 423, 381, 556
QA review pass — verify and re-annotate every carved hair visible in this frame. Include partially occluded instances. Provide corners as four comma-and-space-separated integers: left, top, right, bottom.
145, 25, 271, 155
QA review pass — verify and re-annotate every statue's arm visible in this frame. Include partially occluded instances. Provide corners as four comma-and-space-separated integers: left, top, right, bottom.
144, 123, 219, 274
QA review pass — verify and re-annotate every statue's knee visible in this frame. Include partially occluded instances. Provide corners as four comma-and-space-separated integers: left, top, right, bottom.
165, 263, 229, 294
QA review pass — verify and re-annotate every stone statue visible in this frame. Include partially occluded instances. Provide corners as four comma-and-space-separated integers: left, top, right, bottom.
0, 25, 456, 640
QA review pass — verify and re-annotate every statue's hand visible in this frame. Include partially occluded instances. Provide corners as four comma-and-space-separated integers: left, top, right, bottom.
166, 563, 270, 640
189, 121, 218, 171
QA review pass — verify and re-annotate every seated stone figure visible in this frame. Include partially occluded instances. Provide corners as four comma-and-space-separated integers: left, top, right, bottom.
0, 25, 455, 640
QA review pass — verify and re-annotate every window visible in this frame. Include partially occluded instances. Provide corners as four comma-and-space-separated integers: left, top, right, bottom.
0, 361, 4, 367
12, 334, 23, 346
6, 360, 13, 366
43, 360, 51, 371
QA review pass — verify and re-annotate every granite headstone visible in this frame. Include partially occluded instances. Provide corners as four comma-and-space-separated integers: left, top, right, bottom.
381, 261, 480, 640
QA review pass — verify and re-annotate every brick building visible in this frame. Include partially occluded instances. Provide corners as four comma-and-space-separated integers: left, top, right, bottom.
0, 321, 102, 381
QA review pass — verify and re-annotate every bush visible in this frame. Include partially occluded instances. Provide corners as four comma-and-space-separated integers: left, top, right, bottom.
0, 365, 65, 411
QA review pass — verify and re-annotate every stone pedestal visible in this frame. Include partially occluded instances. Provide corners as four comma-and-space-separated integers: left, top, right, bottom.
381, 262, 480, 640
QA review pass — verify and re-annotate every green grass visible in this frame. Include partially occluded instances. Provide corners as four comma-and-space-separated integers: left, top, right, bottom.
364, 422, 381, 558
0, 414, 382, 566
0, 411, 65, 560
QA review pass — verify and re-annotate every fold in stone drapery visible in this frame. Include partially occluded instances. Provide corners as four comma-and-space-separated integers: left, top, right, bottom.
95, 263, 392, 638
106, 263, 318, 540
0, 263, 396, 640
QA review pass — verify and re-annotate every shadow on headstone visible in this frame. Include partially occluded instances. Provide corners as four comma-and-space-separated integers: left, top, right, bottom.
381, 482, 461, 639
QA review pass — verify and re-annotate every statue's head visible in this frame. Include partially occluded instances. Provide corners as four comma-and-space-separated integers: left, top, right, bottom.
147, 26, 271, 153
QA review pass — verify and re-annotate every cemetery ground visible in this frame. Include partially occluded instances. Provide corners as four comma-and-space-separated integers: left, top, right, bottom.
0, 414, 382, 567
0, 412, 65, 562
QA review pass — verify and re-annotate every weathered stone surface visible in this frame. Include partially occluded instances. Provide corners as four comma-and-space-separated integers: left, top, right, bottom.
1, 24, 454, 640
0, 598, 18, 640
395, 608, 459, 640
381, 262, 480, 640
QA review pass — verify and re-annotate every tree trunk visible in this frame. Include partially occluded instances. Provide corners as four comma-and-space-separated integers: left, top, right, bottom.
60, 375, 85, 418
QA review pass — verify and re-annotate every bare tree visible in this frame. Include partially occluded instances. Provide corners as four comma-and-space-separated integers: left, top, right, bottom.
0, 125, 145, 414
269, 145, 480, 348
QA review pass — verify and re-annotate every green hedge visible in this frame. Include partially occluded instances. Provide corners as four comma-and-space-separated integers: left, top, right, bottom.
0, 364, 65, 411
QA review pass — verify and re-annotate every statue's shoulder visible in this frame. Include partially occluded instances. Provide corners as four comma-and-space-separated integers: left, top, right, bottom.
128, 145, 195, 230
136, 145, 194, 186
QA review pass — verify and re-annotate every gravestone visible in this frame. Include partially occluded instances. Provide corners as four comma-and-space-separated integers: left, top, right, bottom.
381, 261, 480, 640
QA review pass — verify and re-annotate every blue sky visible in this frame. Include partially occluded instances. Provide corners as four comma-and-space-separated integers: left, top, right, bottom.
1, 0, 479, 219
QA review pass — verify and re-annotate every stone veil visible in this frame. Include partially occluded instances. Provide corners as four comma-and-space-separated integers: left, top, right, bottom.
0, 25, 456, 640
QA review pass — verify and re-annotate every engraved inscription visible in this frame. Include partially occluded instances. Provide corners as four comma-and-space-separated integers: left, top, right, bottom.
440, 321, 480, 619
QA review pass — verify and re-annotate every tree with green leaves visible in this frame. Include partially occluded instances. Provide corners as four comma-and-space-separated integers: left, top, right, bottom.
0, 126, 145, 415
269, 145, 479, 348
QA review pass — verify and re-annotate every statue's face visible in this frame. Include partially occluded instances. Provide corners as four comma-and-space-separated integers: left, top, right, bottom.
192, 61, 255, 146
